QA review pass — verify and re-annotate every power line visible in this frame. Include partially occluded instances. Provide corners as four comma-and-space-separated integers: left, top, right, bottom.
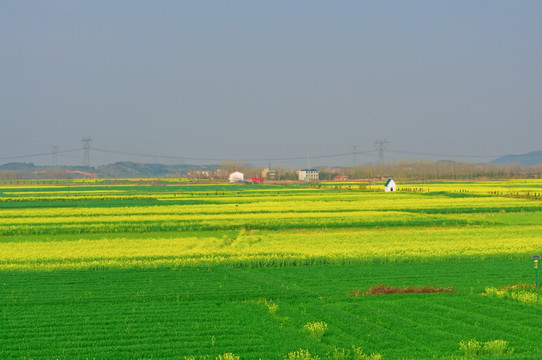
1, 147, 376, 165
1, 146, 505, 167
93, 148, 189, 161
92, 147, 377, 163
57, 153, 83, 160
386, 149, 501, 159
0, 148, 81, 161
311, 149, 375, 160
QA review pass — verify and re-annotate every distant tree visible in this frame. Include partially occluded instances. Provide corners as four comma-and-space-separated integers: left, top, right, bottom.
0, 170, 19, 180
278, 170, 297, 180
319, 171, 334, 180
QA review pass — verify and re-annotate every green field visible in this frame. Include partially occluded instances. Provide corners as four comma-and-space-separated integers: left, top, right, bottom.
1, 181, 542, 359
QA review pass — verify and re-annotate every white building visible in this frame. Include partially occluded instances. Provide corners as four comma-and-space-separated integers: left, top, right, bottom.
385, 178, 396, 192
298, 169, 319, 182
228, 171, 244, 183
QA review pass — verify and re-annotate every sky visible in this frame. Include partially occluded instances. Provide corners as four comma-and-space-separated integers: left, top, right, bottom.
1, 1, 541, 168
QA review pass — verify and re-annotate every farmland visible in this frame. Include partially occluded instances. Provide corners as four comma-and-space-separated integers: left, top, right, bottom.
1, 180, 542, 359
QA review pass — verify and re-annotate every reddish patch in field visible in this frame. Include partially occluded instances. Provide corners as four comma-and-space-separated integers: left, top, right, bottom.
350, 284, 455, 297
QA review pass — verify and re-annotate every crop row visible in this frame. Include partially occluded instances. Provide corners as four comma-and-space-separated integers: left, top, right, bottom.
2, 225, 540, 270
0, 211, 489, 237
4, 194, 542, 217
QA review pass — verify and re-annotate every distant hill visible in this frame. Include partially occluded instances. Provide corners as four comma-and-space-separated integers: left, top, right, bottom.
491, 150, 542, 167
0, 162, 219, 179
0, 162, 39, 172
97, 161, 219, 178
0, 163, 98, 179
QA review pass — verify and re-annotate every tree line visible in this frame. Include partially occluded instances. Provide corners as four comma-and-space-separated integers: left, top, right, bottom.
1, 160, 541, 181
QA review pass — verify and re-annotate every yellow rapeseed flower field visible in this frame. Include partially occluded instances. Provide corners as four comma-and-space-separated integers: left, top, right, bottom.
1, 180, 541, 270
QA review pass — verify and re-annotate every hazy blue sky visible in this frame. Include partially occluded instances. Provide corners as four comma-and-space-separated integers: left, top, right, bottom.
1, 1, 541, 168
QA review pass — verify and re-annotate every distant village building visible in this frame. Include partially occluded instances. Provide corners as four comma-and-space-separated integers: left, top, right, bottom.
250, 177, 263, 184
262, 168, 277, 180
298, 169, 319, 182
385, 178, 396, 192
186, 170, 210, 180
228, 171, 244, 183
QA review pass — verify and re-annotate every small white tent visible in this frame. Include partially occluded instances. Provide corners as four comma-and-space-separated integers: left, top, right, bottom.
384, 178, 396, 192
228, 171, 244, 183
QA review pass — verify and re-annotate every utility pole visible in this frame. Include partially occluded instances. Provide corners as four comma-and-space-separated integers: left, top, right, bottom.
82, 137, 92, 167
307, 152, 311, 169
374, 139, 389, 163
51, 145, 58, 168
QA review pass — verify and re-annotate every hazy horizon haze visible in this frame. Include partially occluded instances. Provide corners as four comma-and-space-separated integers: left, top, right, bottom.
1, 1, 541, 168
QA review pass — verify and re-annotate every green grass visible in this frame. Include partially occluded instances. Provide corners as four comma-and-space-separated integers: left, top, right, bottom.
2, 261, 541, 359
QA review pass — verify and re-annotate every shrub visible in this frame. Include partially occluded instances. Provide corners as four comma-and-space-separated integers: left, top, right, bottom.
303, 321, 328, 341
459, 339, 512, 358
483, 340, 511, 356
484, 285, 542, 306
330, 346, 383, 360
459, 339, 482, 357
216, 354, 240, 360
266, 300, 279, 315
284, 349, 319, 360
351, 346, 383, 360
331, 347, 348, 360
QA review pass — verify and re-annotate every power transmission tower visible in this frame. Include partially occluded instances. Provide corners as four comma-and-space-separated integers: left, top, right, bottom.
374, 139, 389, 163
51, 145, 58, 168
349, 145, 358, 168
82, 137, 92, 167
